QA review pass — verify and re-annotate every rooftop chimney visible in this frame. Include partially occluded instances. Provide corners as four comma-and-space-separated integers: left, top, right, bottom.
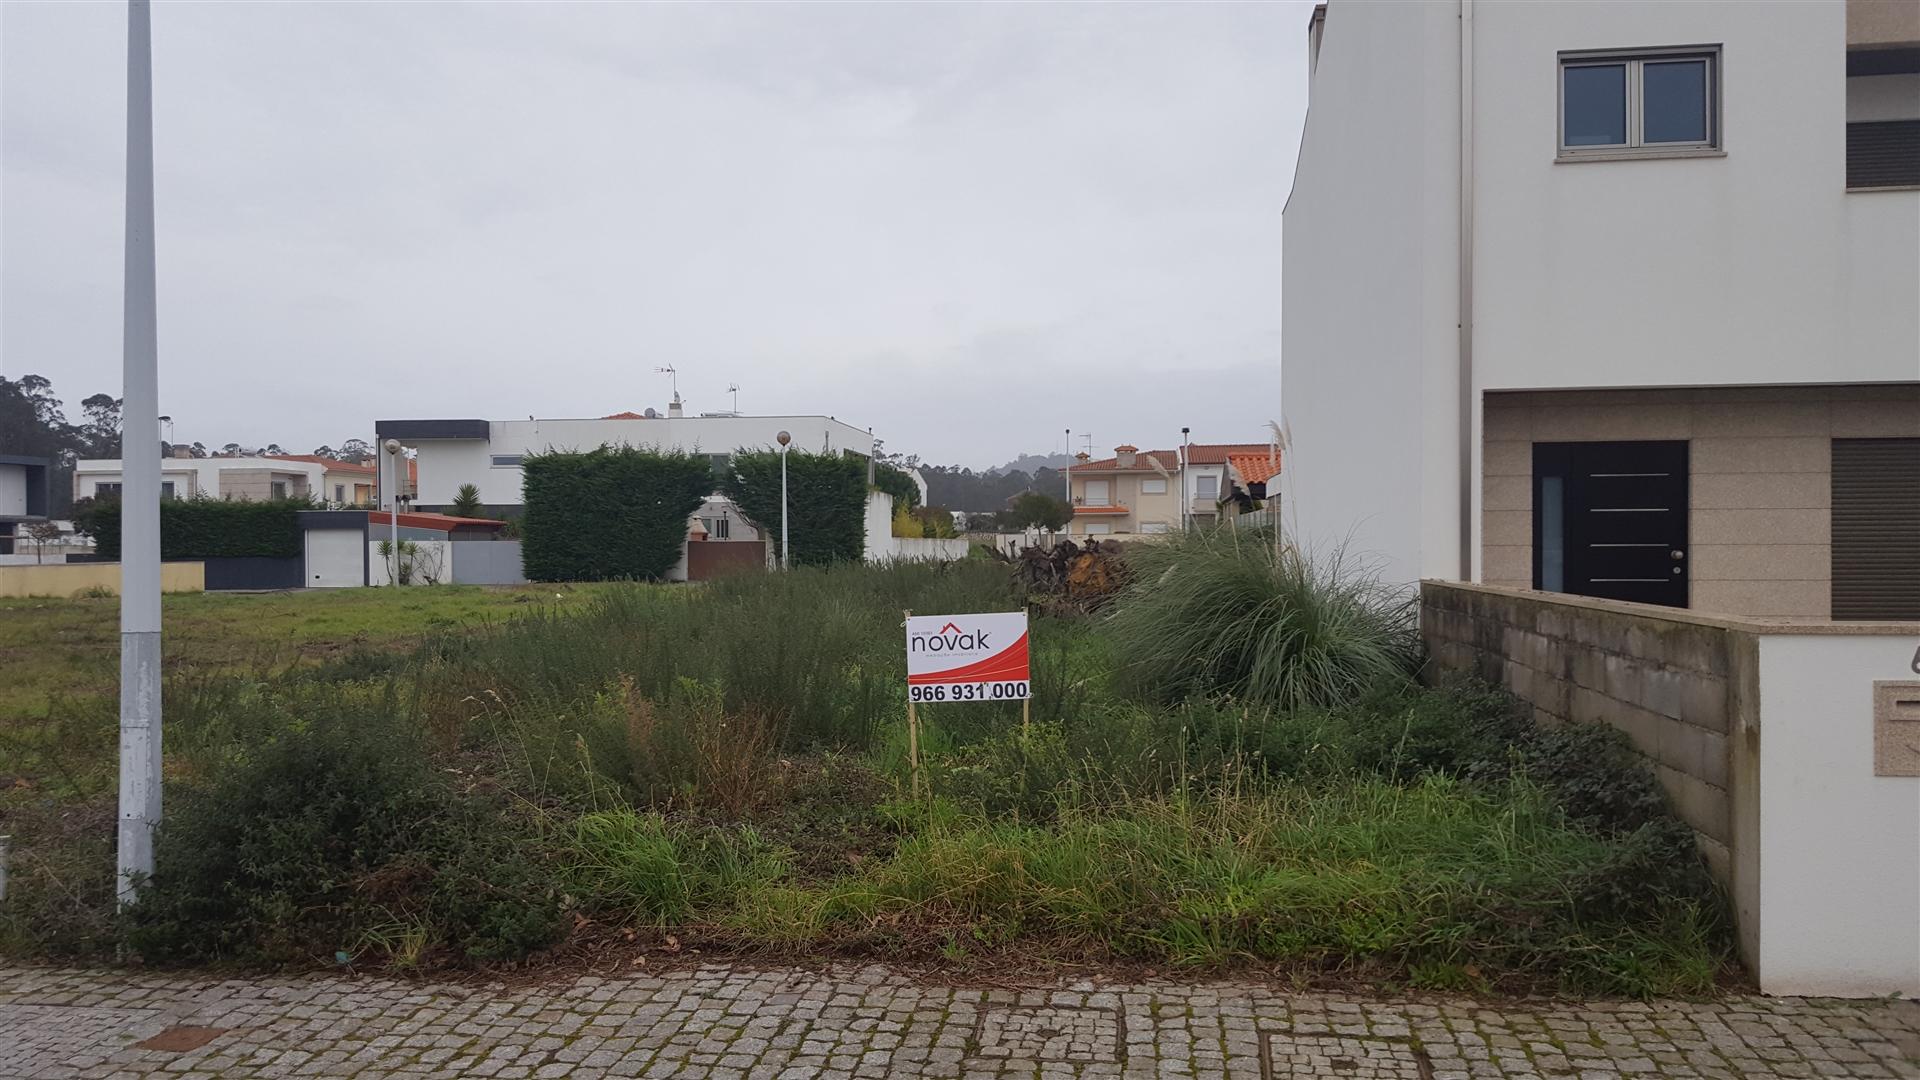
1114, 445, 1138, 468
667, 395, 684, 418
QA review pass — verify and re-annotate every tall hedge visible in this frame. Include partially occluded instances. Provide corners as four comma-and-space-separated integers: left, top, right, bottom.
74, 496, 306, 560
724, 449, 867, 566
521, 446, 713, 581
873, 463, 920, 510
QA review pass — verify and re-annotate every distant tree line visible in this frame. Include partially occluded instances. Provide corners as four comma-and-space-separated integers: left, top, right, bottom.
0, 373, 373, 518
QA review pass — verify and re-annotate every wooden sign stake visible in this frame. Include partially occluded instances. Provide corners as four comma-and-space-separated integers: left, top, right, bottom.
903, 609, 921, 798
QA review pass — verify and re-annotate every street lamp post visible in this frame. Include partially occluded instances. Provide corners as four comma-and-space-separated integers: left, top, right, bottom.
384, 439, 403, 585
776, 430, 791, 569
1180, 427, 1191, 532
117, 0, 162, 906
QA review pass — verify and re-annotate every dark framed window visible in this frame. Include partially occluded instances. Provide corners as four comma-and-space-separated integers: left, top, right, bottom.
1560, 47, 1719, 157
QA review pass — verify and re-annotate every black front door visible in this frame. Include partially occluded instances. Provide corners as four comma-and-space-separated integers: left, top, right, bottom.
1533, 440, 1688, 608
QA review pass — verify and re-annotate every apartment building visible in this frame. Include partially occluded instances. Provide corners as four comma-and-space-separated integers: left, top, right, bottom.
1065, 443, 1282, 538
1283, 0, 1919, 619
374, 405, 876, 516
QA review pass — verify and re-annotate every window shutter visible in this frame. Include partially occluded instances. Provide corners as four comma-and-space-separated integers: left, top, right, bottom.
1832, 438, 1920, 620
1846, 121, 1920, 189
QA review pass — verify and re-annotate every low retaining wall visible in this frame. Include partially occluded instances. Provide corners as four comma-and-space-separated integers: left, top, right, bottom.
0, 560, 205, 597
1421, 582, 1747, 878
1421, 580, 1920, 997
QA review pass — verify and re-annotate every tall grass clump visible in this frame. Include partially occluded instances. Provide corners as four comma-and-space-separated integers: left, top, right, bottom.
1107, 531, 1418, 711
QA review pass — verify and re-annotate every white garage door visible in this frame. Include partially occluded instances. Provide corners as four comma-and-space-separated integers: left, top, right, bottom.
305, 529, 364, 588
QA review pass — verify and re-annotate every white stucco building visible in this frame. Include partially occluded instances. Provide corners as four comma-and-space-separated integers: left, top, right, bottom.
1287, 0, 1920, 998
374, 408, 877, 515
1283, 0, 1919, 620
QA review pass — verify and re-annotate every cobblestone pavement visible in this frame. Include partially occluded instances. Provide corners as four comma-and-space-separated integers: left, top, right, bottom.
4, 964, 1919, 1079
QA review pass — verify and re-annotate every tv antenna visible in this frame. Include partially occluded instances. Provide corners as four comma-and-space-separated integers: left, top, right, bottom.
654, 365, 680, 403
728, 383, 740, 413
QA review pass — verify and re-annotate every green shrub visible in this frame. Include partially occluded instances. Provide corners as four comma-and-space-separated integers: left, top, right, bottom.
1106, 531, 1418, 711
122, 712, 564, 966
75, 495, 309, 560
521, 446, 713, 581
724, 449, 867, 566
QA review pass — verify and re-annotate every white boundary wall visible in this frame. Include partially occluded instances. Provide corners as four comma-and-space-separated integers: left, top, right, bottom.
1756, 633, 1920, 996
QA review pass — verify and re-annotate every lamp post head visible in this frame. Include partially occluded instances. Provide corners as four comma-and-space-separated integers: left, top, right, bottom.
383, 439, 402, 456
776, 430, 791, 447
1181, 427, 1190, 436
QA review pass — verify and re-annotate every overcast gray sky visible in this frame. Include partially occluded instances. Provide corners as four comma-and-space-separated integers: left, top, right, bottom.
2, 1, 1306, 469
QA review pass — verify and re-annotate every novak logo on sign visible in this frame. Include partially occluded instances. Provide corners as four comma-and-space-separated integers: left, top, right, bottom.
905, 611, 1030, 703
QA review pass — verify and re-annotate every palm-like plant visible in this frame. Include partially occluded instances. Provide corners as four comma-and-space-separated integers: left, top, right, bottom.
450, 483, 483, 518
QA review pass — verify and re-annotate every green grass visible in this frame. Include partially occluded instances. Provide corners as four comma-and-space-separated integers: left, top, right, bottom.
0, 557, 1733, 996
0, 584, 618, 717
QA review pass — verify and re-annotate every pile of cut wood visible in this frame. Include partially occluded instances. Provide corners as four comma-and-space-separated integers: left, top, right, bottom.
1003, 538, 1130, 612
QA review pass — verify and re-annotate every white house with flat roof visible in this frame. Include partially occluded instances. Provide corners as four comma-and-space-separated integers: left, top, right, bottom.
375, 407, 877, 515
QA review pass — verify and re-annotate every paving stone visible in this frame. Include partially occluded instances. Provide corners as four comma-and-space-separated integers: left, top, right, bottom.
3, 966, 1920, 1078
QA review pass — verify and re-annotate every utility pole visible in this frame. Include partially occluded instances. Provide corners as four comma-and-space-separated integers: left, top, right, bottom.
117, 0, 162, 906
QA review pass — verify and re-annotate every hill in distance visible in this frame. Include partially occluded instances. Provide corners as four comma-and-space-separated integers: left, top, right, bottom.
989, 451, 1073, 475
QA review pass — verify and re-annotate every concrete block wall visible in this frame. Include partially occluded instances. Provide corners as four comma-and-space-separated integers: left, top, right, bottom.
1420, 580, 1753, 884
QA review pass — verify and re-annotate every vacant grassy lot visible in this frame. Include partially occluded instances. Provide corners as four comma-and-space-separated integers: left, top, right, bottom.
0, 584, 614, 717
0, 548, 1732, 996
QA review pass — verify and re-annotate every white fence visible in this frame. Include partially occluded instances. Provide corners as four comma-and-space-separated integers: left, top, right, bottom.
451, 541, 528, 585
368, 540, 451, 586
875, 536, 971, 563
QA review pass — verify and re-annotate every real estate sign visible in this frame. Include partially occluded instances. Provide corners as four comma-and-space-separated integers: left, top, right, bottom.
905, 611, 1030, 702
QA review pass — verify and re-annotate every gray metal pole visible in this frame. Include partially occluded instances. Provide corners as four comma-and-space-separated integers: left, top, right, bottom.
780, 446, 789, 569
117, 0, 162, 906
385, 441, 402, 584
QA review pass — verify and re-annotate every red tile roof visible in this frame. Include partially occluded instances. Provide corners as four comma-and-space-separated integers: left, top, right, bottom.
602, 411, 652, 420
1228, 450, 1283, 485
1071, 449, 1180, 473
1184, 443, 1276, 465
269, 454, 377, 477
1070, 443, 1280, 473
367, 510, 507, 530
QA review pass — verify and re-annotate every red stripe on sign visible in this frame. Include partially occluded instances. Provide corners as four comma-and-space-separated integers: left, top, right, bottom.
907, 632, 1030, 684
